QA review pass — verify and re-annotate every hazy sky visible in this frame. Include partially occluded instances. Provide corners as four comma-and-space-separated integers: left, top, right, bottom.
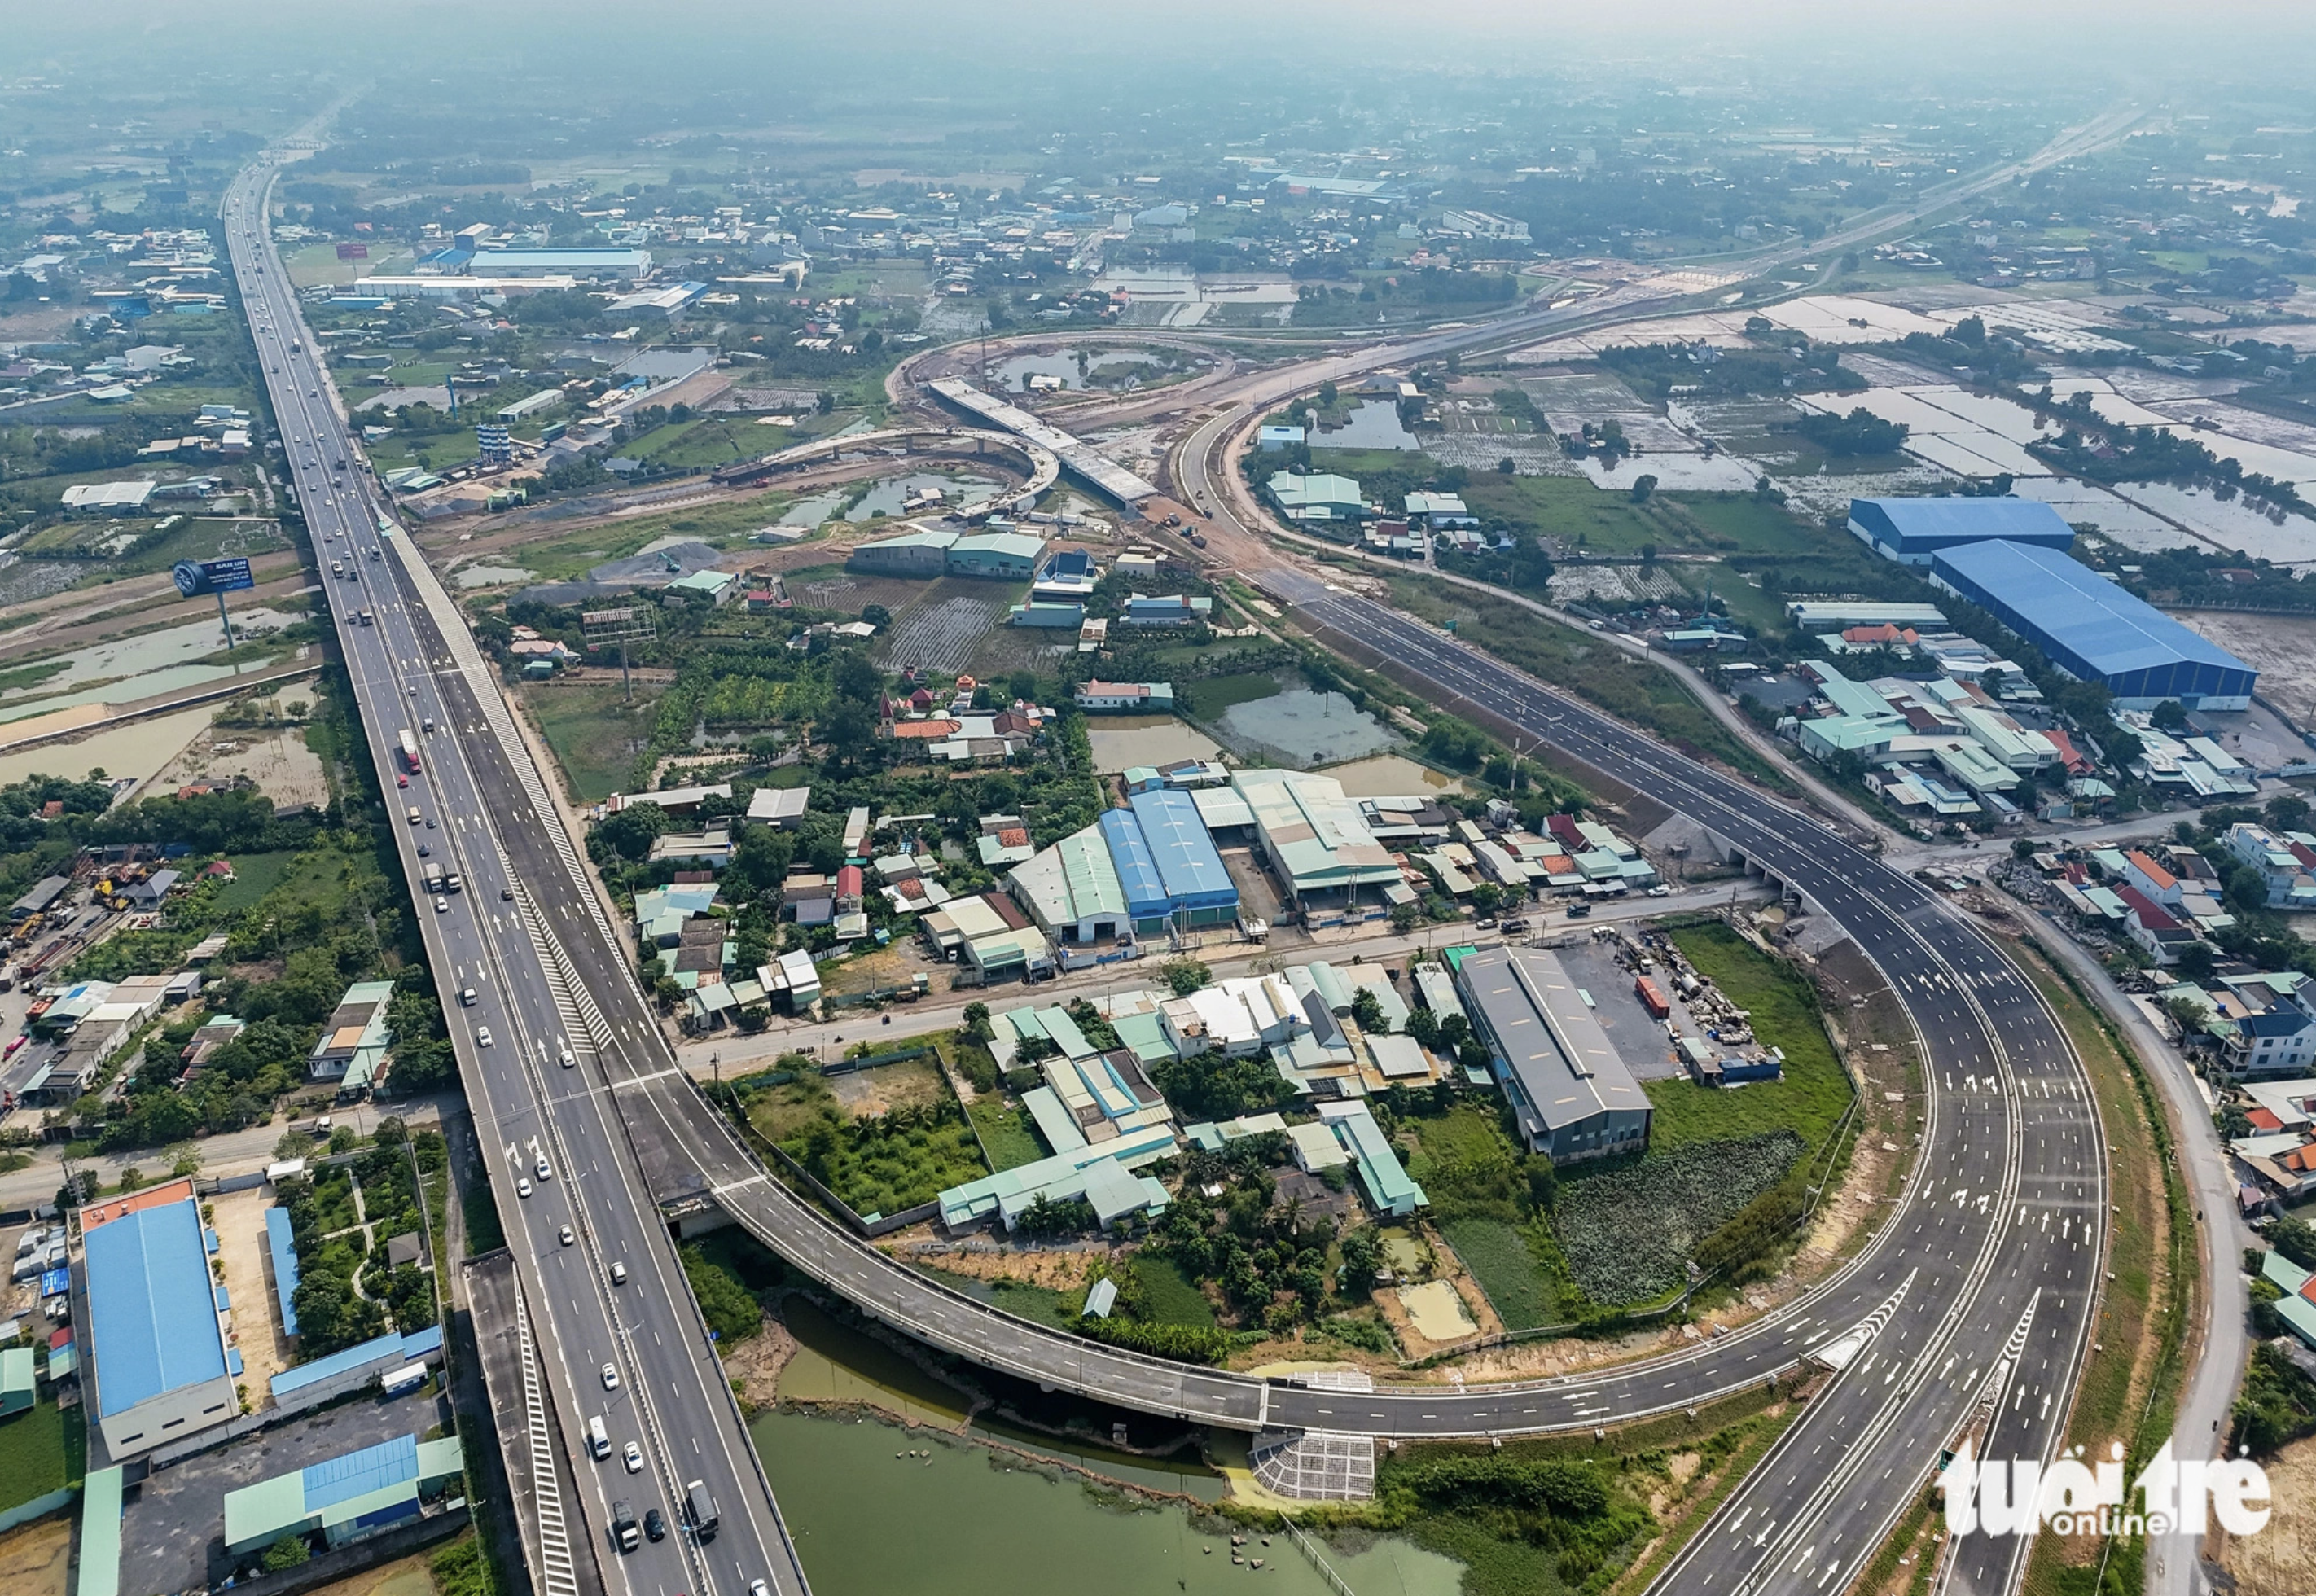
11, 0, 2314, 86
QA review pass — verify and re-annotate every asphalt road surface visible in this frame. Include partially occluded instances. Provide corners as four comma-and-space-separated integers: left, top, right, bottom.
223, 160, 811, 1596
218, 99, 2163, 1596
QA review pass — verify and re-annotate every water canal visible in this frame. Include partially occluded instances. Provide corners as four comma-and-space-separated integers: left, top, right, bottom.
754, 1299, 1463, 1596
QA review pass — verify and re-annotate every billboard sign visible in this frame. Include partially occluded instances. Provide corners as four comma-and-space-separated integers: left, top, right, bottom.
172, 557, 255, 598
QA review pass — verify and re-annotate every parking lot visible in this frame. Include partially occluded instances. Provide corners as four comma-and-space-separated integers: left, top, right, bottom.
116, 1383, 453, 1595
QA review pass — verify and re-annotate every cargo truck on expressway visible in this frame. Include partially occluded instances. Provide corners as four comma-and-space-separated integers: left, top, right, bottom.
398, 729, 422, 774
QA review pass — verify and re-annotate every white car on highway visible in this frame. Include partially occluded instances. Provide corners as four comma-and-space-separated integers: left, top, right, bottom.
516, 1177, 533, 1199
535, 1156, 553, 1182
601, 1362, 620, 1391
622, 1440, 643, 1473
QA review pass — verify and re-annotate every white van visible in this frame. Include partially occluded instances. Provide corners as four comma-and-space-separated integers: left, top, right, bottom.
588, 1415, 611, 1460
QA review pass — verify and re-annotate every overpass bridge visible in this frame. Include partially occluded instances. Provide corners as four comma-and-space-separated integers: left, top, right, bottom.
706, 423, 1058, 517
226, 105, 2160, 1596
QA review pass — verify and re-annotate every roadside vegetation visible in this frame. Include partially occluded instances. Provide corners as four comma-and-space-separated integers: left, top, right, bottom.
1377, 574, 1786, 788
271, 1116, 447, 1358
11, 679, 458, 1163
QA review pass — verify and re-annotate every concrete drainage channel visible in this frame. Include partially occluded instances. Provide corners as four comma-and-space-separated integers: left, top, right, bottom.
515, 1284, 582, 1596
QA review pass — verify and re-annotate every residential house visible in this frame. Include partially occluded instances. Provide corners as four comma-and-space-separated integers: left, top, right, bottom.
743, 786, 809, 829
2224, 823, 2316, 910
1076, 681, 1174, 712
307, 981, 397, 1094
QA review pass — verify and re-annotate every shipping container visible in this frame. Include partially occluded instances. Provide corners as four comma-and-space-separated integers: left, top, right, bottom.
1634, 976, 1670, 1020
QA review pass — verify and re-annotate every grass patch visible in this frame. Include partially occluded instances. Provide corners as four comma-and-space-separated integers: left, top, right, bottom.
1176, 670, 1283, 721
460, 1164, 505, 1255
631, 417, 765, 471
0, 1395, 83, 1512
309, 1165, 361, 1234
524, 682, 660, 801
1371, 1375, 1810, 1596
1376, 575, 1786, 788
1554, 1133, 1804, 1306
1439, 1216, 1555, 1331
210, 848, 300, 914
1461, 471, 1687, 555
920, 1265, 1083, 1329
965, 1098, 1046, 1171
1130, 1254, 1219, 1327
1648, 921, 1853, 1151
0, 657, 71, 695
753, 1071, 989, 1218
1406, 1102, 1515, 1166
1395, 1514, 1578, 1596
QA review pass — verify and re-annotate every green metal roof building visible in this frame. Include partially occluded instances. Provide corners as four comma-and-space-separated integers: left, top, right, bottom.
937, 1124, 1178, 1231
0, 1344, 31, 1415
1234, 769, 1401, 905
77, 1467, 124, 1596
847, 528, 957, 577
307, 980, 397, 1094
1267, 471, 1366, 524
665, 568, 737, 604
224, 1432, 465, 1555
1314, 1103, 1427, 1216
947, 531, 1045, 579
2262, 1249, 2316, 1353
1006, 821, 1131, 945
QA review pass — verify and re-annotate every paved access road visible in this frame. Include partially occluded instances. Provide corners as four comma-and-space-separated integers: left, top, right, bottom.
1263, 579, 2108, 1596
220, 100, 2152, 1596
223, 160, 810, 1596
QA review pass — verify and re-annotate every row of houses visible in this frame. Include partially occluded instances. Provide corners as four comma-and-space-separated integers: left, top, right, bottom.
1415, 809, 1659, 901
1786, 660, 2090, 822
935, 934, 1696, 1237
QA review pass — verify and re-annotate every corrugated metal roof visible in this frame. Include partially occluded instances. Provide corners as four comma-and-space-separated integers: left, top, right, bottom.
1852, 496, 2075, 550
1191, 786, 1255, 830
1458, 947, 1650, 1133
305, 1433, 420, 1510
1323, 1106, 1426, 1212
950, 532, 1046, 559
1098, 807, 1169, 919
1127, 789, 1237, 910
1932, 540, 2254, 681
1234, 770, 1399, 892
855, 528, 958, 552
85, 1195, 228, 1416
221, 1471, 312, 1553
270, 1325, 440, 1398
76, 1467, 123, 1596
1058, 824, 1127, 919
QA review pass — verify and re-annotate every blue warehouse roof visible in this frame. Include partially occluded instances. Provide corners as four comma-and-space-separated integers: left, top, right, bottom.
306, 1434, 419, 1510
1126, 789, 1238, 911
85, 1198, 229, 1417
1929, 541, 2256, 694
265, 1207, 301, 1339
1850, 496, 2077, 555
1097, 808, 1170, 920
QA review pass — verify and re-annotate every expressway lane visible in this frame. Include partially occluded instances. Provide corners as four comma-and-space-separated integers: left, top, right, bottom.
213, 100, 2152, 1596
222, 161, 811, 1596
1270, 584, 2104, 1596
